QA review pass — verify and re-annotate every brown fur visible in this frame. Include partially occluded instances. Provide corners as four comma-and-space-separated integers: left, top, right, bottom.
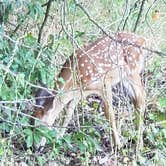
32, 32, 146, 148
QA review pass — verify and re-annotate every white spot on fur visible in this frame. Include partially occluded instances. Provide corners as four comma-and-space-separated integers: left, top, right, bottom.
128, 57, 132, 61
89, 70, 93, 73
81, 63, 85, 67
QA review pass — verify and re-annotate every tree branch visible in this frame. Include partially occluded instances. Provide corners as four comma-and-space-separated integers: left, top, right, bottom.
74, 0, 166, 57
133, 0, 146, 32
122, 0, 139, 30
38, 0, 52, 43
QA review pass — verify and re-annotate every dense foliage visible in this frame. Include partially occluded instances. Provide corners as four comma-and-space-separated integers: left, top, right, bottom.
0, 0, 165, 165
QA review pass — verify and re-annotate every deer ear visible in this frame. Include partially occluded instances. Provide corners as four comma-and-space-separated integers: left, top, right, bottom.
136, 37, 145, 46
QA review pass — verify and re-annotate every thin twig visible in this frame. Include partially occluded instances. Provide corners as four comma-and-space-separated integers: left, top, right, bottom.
133, 0, 146, 32
117, 0, 129, 31
0, 105, 101, 129
12, 11, 30, 35
122, 0, 139, 30
144, 0, 158, 35
38, 0, 52, 43
12, 0, 54, 35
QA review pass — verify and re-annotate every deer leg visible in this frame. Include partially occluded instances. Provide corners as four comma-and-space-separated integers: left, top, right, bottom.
60, 89, 110, 138
126, 74, 146, 153
58, 89, 107, 138
58, 92, 81, 138
102, 81, 121, 148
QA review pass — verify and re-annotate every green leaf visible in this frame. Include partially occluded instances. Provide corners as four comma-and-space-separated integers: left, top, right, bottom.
26, 135, 33, 148
75, 31, 85, 38
159, 98, 166, 107
87, 136, 102, 152
0, 147, 4, 156
58, 77, 66, 85
79, 143, 86, 153
24, 128, 33, 148
16, 73, 25, 87
37, 156, 44, 166
24, 128, 33, 136
33, 133, 41, 145
63, 135, 73, 149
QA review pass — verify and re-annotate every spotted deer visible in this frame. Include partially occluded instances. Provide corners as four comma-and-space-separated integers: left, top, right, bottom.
32, 32, 146, 148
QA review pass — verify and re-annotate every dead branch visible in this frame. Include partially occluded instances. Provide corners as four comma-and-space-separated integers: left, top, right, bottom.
38, 0, 52, 43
